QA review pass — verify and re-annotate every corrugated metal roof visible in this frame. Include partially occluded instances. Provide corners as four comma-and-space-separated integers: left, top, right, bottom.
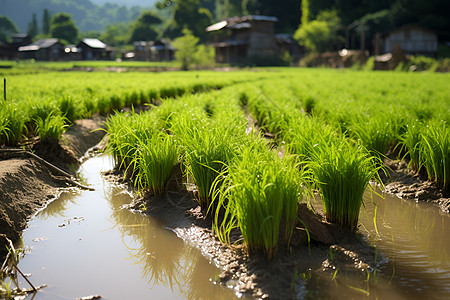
82, 38, 107, 49
35, 38, 60, 48
206, 15, 277, 32
230, 22, 251, 30
206, 20, 228, 32
18, 38, 60, 51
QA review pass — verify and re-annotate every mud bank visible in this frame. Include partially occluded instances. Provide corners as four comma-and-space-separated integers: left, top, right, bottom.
0, 116, 106, 261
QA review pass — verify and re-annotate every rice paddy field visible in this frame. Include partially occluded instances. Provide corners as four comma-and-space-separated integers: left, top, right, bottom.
1, 65, 450, 298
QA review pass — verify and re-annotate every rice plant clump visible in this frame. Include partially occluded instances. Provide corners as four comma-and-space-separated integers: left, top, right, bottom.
310, 140, 381, 232
350, 115, 393, 159
2, 103, 27, 146
172, 111, 244, 211
213, 147, 303, 260
135, 133, 179, 195
34, 112, 68, 141
400, 120, 422, 172
420, 120, 450, 195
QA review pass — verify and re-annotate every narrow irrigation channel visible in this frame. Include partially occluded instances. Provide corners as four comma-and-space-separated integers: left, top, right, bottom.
306, 188, 450, 299
15, 155, 238, 300
358, 190, 450, 299
10, 155, 450, 299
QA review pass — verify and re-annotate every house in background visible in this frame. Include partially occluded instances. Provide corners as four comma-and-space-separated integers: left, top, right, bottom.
131, 39, 175, 61
77, 38, 114, 60
0, 34, 32, 60
18, 38, 64, 60
379, 25, 438, 56
206, 15, 281, 64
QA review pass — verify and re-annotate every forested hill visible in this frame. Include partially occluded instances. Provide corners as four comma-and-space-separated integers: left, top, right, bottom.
90, 0, 157, 7
2, 0, 450, 41
1, 0, 151, 33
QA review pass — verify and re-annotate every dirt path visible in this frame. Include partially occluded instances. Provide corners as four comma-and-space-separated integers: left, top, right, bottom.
0, 116, 106, 261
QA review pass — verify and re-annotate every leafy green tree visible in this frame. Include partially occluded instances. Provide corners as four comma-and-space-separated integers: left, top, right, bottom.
301, 0, 309, 25
160, 0, 212, 41
42, 9, 51, 35
27, 13, 38, 38
100, 23, 129, 46
294, 10, 342, 53
129, 11, 161, 42
0, 16, 19, 43
172, 29, 200, 70
50, 13, 79, 44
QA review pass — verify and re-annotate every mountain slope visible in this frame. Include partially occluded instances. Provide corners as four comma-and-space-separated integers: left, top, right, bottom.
1, 0, 149, 33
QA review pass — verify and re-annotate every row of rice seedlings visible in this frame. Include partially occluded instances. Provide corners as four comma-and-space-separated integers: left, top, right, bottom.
105, 109, 177, 195
399, 119, 422, 171
349, 115, 393, 159
0, 71, 255, 146
33, 112, 68, 141
309, 138, 382, 232
1, 102, 27, 146
281, 112, 338, 163
419, 120, 450, 195
398, 118, 449, 195
134, 133, 179, 196
170, 107, 247, 211
241, 81, 385, 231
211, 135, 304, 260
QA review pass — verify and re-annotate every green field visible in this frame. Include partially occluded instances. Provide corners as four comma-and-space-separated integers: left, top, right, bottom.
1, 66, 449, 257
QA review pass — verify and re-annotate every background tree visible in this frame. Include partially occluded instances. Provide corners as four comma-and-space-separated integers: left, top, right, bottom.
50, 13, 79, 43
160, 0, 212, 41
129, 11, 161, 42
42, 9, 51, 36
0, 16, 19, 43
27, 13, 38, 39
294, 10, 342, 53
100, 23, 129, 46
172, 29, 200, 70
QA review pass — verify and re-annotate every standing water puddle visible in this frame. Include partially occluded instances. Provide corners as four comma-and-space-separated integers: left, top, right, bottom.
356, 190, 450, 299
17, 155, 238, 299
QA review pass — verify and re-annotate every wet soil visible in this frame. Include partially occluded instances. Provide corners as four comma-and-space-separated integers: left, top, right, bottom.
380, 151, 450, 213
0, 116, 106, 261
1, 116, 449, 298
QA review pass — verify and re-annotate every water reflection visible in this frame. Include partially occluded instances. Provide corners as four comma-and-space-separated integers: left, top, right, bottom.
36, 190, 79, 219
18, 155, 237, 300
103, 182, 237, 299
359, 189, 450, 299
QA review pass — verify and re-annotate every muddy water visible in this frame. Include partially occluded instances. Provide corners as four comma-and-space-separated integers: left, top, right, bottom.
307, 188, 450, 300
357, 189, 450, 299
18, 155, 238, 299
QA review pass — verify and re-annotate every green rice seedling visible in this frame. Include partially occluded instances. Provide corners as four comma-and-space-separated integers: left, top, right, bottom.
0, 104, 11, 145
134, 133, 179, 195
58, 95, 79, 124
302, 95, 316, 115
420, 119, 450, 195
399, 120, 423, 172
310, 140, 381, 232
109, 95, 124, 111
350, 115, 393, 159
3, 103, 27, 146
281, 112, 337, 164
171, 110, 245, 211
34, 112, 68, 141
105, 110, 158, 177
212, 146, 303, 260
